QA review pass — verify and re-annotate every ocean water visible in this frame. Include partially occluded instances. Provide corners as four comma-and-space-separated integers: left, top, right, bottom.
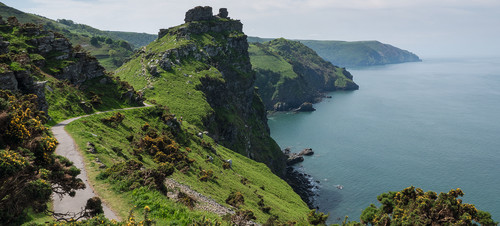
267, 57, 500, 224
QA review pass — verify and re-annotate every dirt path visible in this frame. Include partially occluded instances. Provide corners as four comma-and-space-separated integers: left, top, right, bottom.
51, 105, 152, 221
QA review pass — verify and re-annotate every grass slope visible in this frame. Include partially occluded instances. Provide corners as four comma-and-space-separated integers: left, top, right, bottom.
299, 40, 421, 67
65, 107, 310, 224
248, 36, 421, 68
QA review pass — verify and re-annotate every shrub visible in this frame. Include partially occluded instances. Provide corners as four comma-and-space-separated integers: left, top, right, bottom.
199, 169, 217, 182
0, 90, 83, 224
84, 197, 104, 218
226, 191, 245, 208
177, 191, 196, 209
90, 94, 102, 106
101, 112, 125, 127
222, 161, 231, 170
307, 209, 328, 225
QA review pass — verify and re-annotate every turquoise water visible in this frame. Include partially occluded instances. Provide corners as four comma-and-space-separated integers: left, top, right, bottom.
267, 57, 500, 224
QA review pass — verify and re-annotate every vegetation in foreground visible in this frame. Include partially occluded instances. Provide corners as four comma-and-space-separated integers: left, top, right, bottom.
0, 90, 83, 224
63, 106, 311, 224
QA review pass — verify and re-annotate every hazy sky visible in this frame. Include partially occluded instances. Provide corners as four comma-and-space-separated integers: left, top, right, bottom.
3, 0, 500, 58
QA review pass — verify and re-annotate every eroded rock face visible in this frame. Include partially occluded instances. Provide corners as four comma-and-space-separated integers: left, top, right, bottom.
185, 6, 214, 23
0, 71, 18, 90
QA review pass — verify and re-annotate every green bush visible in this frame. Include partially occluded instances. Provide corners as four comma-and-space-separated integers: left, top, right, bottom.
226, 191, 245, 208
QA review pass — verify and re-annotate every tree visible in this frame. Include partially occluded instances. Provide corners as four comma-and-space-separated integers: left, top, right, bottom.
90, 36, 99, 46
308, 209, 328, 225
358, 186, 497, 226
0, 91, 84, 224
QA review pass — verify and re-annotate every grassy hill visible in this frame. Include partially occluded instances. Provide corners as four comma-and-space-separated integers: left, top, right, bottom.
299, 40, 421, 67
248, 36, 421, 68
250, 38, 358, 111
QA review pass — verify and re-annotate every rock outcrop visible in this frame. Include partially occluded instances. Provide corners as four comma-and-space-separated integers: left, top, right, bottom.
185, 6, 214, 23
295, 102, 316, 112
283, 147, 315, 166
0, 17, 107, 113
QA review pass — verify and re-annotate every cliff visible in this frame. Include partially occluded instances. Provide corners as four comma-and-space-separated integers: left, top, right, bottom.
115, 6, 285, 175
250, 38, 358, 111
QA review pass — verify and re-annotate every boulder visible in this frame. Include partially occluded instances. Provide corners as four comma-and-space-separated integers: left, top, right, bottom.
217, 8, 229, 18
286, 154, 304, 166
299, 148, 314, 156
0, 71, 18, 90
87, 142, 97, 154
0, 38, 9, 54
185, 6, 214, 23
295, 102, 316, 112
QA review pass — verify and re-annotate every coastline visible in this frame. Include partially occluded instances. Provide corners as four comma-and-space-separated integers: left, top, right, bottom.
284, 165, 319, 209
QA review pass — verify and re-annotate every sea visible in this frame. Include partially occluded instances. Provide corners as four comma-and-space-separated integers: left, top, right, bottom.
267, 57, 500, 224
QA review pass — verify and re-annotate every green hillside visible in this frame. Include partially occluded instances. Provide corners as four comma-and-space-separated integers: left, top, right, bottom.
248, 36, 421, 67
300, 40, 421, 67
105, 30, 157, 48
250, 38, 358, 111
0, 2, 151, 70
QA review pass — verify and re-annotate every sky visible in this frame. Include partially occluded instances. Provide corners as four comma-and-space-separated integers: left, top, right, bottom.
3, 0, 500, 58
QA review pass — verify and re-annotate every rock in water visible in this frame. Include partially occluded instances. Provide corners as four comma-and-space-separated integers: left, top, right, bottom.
295, 102, 316, 112
299, 148, 314, 156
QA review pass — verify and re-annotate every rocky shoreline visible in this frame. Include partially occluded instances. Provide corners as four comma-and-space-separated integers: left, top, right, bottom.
283, 148, 319, 209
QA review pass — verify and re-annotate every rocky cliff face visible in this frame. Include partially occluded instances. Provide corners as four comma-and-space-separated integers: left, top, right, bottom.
118, 7, 286, 175
0, 17, 106, 112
